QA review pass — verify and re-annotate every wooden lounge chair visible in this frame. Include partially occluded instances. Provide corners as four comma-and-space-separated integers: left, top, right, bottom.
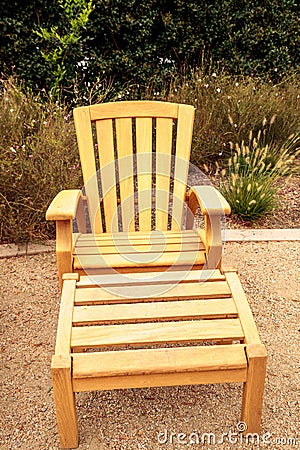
46, 101, 230, 287
46, 101, 267, 448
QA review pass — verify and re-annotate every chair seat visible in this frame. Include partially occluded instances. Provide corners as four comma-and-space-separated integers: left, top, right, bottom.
73, 230, 206, 270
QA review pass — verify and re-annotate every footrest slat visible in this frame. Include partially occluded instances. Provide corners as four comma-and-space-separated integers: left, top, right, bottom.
72, 344, 247, 378
71, 318, 244, 349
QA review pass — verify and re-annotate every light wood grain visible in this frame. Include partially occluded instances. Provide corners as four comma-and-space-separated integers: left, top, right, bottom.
136, 117, 153, 231
75, 230, 202, 248
73, 107, 102, 233
72, 345, 246, 378
46, 189, 83, 221
77, 268, 224, 288
225, 272, 262, 344
171, 104, 194, 230
115, 117, 135, 231
55, 278, 76, 355
51, 355, 78, 448
155, 118, 173, 230
73, 368, 247, 392
89, 101, 179, 121
71, 318, 244, 348
74, 280, 231, 304
74, 250, 206, 271
96, 119, 119, 232
242, 343, 267, 433
56, 220, 73, 290
74, 241, 204, 255
72, 297, 237, 325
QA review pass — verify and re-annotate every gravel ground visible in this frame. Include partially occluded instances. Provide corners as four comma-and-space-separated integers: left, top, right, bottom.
0, 242, 299, 450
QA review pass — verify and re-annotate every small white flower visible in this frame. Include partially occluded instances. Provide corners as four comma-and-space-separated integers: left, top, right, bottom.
216, 87, 221, 93
10, 147, 16, 153
212, 73, 217, 77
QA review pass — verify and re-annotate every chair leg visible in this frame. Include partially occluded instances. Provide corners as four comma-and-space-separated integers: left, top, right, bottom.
52, 355, 78, 448
241, 343, 267, 433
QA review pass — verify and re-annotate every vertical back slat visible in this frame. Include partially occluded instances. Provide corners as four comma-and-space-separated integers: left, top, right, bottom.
115, 118, 135, 231
136, 118, 153, 231
73, 107, 102, 233
156, 118, 173, 230
171, 105, 195, 230
96, 119, 118, 233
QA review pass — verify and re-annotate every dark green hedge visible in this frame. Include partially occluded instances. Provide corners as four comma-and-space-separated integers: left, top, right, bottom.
0, 0, 299, 98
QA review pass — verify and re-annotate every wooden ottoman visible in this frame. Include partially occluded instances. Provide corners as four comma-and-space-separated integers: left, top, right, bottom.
51, 269, 267, 448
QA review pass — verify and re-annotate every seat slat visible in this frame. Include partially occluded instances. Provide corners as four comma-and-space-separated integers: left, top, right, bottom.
74, 242, 204, 255
71, 318, 244, 349
75, 230, 199, 239
73, 298, 237, 325
77, 269, 225, 288
75, 230, 202, 246
74, 280, 231, 304
75, 237, 203, 248
74, 250, 206, 271
72, 344, 247, 378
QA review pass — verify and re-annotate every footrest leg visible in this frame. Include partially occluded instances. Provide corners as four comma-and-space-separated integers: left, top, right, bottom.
242, 343, 267, 433
52, 355, 78, 448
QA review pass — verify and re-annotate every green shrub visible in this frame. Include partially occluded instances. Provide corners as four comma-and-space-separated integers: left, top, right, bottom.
219, 127, 300, 221
1, 0, 299, 100
0, 78, 82, 243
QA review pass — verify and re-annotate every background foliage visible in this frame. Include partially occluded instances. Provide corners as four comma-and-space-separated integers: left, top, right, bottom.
0, 78, 81, 243
0, 0, 299, 100
0, 1, 299, 242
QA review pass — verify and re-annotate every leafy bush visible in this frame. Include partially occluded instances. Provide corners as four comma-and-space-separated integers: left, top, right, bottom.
0, 78, 82, 243
0, 0, 299, 100
219, 127, 300, 220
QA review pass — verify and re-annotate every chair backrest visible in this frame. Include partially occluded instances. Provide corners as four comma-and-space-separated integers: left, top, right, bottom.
73, 101, 195, 233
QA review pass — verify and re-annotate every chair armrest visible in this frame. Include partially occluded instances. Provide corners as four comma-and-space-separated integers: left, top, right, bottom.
187, 186, 230, 270
46, 190, 83, 221
188, 186, 231, 216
